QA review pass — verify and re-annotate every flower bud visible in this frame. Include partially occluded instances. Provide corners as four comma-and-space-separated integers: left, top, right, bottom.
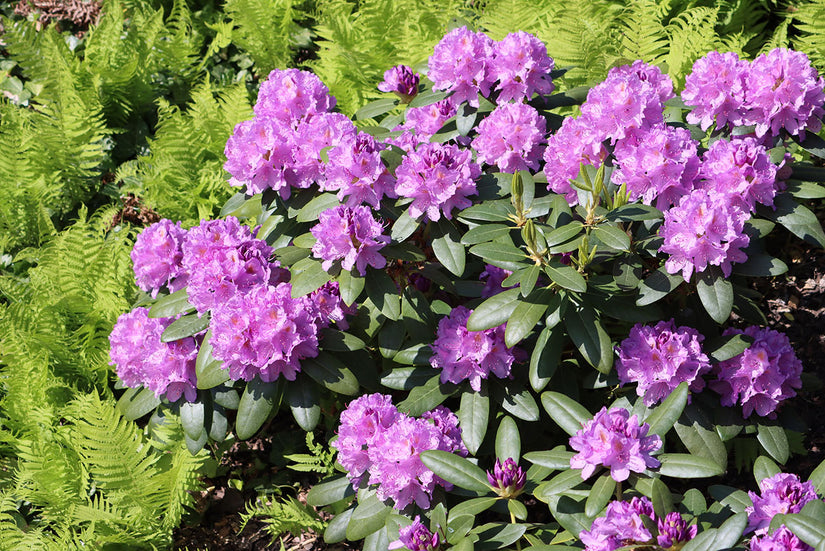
487, 458, 526, 498
388, 517, 440, 551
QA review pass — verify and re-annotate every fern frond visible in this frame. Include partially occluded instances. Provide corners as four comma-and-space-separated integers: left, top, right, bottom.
224, 0, 301, 75
617, 0, 669, 65
665, 6, 723, 89
792, 0, 825, 71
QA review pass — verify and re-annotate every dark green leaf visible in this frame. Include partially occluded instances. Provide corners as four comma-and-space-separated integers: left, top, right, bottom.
523, 449, 575, 470
675, 404, 727, 468
786, 515, 825, 547
366, 270, 401, 320
209, 405, 228, 442
456, 103, 477, 136
534, 470, 585, 501
296, 193, 340, 222
301, 352, 360, 396
544, 265, 586, 292
420, 450, 491, 493
605, 203, 663, 222
185, 430, 208, 455
495, 415, 521, 462
195, 331, 230, 389
287, 379, 321, 431
461, 224, 511, 245
757, 423, 790, 464
469, 242, 527, 271
432, 219, 466, 276
507, 499, 528, 521
794, 132, 825, 159
324, 508, 353, 543
220, 192, 249, 216
636, 267, 682, 306
499, 383, 540, 422
787, 180, 825, 199
712, 512, 748, 549
355, 97, 399, 120
320, 328, 366, 352
117, 387, 160, 421
236, 378, 280, 439
680, 529, 717, 551
180, 399, 205, 441
733, 254, 788, 277
585, 474, 615, 517
467, 288, 521, 331
541, 392, 590, 436
650, 477, 674, 518
290, 258, 332, 298
307, 475, 355, 507
808, 458, 825, 494
529, 327, 562, 392
520, 265, 541, 297
564, 306, 612, 372
449, 497, 499, 518
148, 289, 194, 318
658, 453, 725, 478
362, 526, 390, 551
593, 224, 630, 251
645, 382, 688, 437
161, 313, 209, 342
474, 523, 527, 551
760, 193, 825, 247
397, 375, 456, 416
459, 390, 490, 455
543, 222, 584, 249
275, 245, 311, 265
459, 202, 514, 223
754, 456, 781, 484
391, 210, 419, 242
505, 287, 552, 346
705, 333, 753, 362
337, 269, 365, 306
408, 89, 448, 108
347, 490, 391, 540
696, 267, 733, 324
380, 366, 434, 390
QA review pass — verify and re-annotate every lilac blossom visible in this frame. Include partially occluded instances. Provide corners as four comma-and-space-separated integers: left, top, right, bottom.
395, 142, 480, 221
711, 326, 803, 419
429, 305, 516, 391
579, 497, 655, 551
421, 406, 468, 457
323, 132, 395, 208
131, 219, 188, 297
660, 189, 750, 282
181, 217, 287, 313
490, 31, 554, 102
310, 205, 389, 276
109, 308, 197, 402
657, 512, 697, 547
402, 99, 457, 138
699, 137, 779, 211
543, 115, 608, 206
487, 458, 526, 498
611, 124, 700, 210
472, 102, 546, 173
378, 65, 420, 103
746, 473, 819, 535
480, 264, 514, 298
334, 393, 401, 486
254, 68, 336, 125
749, 525, 813, 551
682, 51, 749, 131
310, 281, 357, 331
388, 516, 440, 551
744, 48, 825, 138
615, 320, 711, 406
223, 116, 296, 196
293, 112, 357, 189
427, 26, 495, 107
208, 283, 319, 383
569, 407, 661, 482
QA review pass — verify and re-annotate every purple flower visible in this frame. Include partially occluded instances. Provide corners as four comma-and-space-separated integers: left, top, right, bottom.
394, 142, 480, 222
430, 305, 516, 391
254, 69, 336, 125
490, 31, 554, 102
311, 281, 357, 331
379, 65, 420, 103
579, 497, 655, 551
569, 407, 661, 482
131, 219, 188, 298
421, 406, 468, 457
223, 116, 295, 196
293, 112, 357, 191
749, 525, 813, 551
682, 51, 749, 131
611, 124, 699, 210
310, 205, 389, 276
334, 393, 401, 486
487, 458, 526, 498
208, 283, 319, 383
181, 217, 287, 314
746, 473, 819, 535
657, 512, 697, 547
710, 326, 803, 419
472, 102, 546, 173
615, 320, 711, 406
660, 188, 750, 282
427, 26, 495, 107
323, 132, 396, 208
480, 264, 515, 298
543, 115, 608, 206
109, 308, 197, 402
744, 48, 825, 138
698, 137, 779, 212
388, 516, 440, 551
402, 99, 458, 139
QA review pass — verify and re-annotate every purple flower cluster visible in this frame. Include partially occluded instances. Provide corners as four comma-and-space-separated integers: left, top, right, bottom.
131, 219, 188, 297
393, 99, 458, 150
683, 49, 825, 138
487, 458, 526, 498
322, 132, 395, 208
109, 308, 197, 402
208, 283, 320, 382
479, 264, 514, 298
427, 27, 554, 106
181, 217, 286, 314
430, 305, 517, 391
395, 142, 480, 221
746, 473, 819, 535
710, 326, 803, 419
659, 189, 750, 282
310, 205, 389, 276
388, 517, 440, 551
698, 137, 779, 211
749, 526, 812, 551
580, 498, 696, 551
333, 394, 467, 510
224, 69, 356, 198
471, 102, 546, 173
569, 407, 661, 482
543, 116, 609, 205
611, 125, 700, 210
378, 65, 420, 103
616, 320, 711, 406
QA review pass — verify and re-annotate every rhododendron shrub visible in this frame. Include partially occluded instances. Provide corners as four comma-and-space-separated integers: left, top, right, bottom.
110, 29, 825, 551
